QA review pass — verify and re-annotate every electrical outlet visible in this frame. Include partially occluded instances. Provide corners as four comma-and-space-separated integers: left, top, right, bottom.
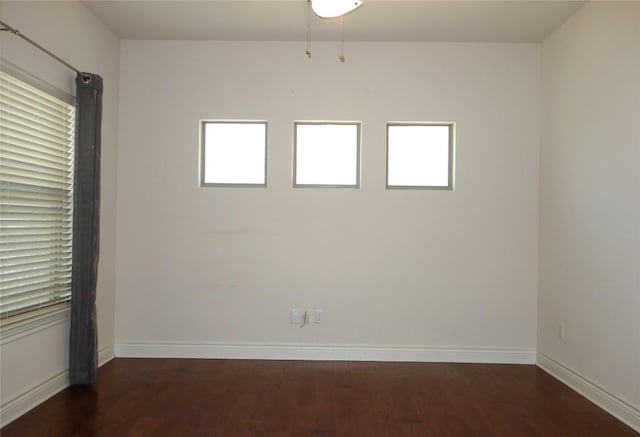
314, 309, 324, 324
291, 309, 301, 324
559, 323, 566, 341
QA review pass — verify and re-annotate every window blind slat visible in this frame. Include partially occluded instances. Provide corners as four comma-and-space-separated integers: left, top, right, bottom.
0, 199, 70, 211
2, 262, 71, 286
0, 99, 72, 131
0, 136, 72, 166
1, 156, 70, 180
0, 205, 71, 214
2, 297, 70, 319
0, 108, 73, 143
0, 184, 71, 202
0, 89, 72, 123
0, 70, 74, 320
0, 112, 75, 144
0, 169, 71, 188
0, 232, 69, 246
1, 265, 71, 283
0, 227, 72, 237
0, 128, 73, 159
0, 75, 72, 110
1, 287, 70, 309
0, 245, 70, 260
0, 166, 71, 188
1, 252, 72, 267
1, 276, 70, 297
1, 240, 69, 253
1, 280, 70, 299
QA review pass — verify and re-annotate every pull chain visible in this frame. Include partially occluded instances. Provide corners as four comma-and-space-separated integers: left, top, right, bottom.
339, 15, 346, 62
306, 0, 312, 58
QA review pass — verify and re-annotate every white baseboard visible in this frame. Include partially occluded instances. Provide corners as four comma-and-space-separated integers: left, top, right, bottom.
0, 369, 68, 428
115, 341, 536, 364
537, 352, 640, 433
98, 344, 115, 367
0, 344, 116, 427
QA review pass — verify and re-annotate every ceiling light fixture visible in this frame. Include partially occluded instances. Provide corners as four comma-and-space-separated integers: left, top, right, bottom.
311, 0, 364, 19
305, 0, 363, 62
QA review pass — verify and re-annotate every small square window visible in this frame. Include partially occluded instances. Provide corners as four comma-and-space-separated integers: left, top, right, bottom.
294, 122, 360, 187
386, 123, 454, 189
200, 121, 267, 186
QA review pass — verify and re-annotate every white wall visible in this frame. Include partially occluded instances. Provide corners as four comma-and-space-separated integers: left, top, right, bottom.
539, 0, 640, 425
0, 0, 119, 425
115, 41, 540, 359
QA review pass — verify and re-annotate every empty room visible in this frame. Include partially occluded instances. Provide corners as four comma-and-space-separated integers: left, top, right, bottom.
0, 0, 638, 435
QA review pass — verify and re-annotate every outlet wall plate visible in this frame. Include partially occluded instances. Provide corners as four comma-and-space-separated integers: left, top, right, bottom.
314, 309, 324, 323
291, 309, 301, 324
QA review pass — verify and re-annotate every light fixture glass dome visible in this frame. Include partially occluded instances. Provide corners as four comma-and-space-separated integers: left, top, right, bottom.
311, 0, 364, 18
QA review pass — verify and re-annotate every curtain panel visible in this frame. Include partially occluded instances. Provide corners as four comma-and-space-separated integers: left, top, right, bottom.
69, 72, 103, 385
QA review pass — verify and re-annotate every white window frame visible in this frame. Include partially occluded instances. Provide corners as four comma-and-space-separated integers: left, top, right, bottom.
199, 120, 268, 187
0, 62, 75, 327
386, 122, 455, 190
293, 121, 361, 188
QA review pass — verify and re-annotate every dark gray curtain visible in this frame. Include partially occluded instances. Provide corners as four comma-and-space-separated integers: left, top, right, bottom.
69, 72, 103, 385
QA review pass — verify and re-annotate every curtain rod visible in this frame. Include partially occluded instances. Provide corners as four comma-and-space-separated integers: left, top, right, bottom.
0, 19, 82, 75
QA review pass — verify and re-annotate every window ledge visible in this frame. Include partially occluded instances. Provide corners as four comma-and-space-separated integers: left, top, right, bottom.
0, 305, 70, 346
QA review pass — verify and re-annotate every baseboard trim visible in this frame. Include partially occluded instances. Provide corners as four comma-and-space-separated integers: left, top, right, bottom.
0, 369, 68, 428
0, 344, 116, 427
98, 344, 115, 367
537, 352, 640, 433
115, 342, 536, 364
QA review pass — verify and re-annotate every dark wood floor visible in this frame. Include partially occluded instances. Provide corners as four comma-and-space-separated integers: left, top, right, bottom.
2, 359, 637, 437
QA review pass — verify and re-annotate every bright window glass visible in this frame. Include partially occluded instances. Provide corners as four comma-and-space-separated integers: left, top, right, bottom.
201, 121, 266, 186
387, 124, 453, 189
294, 122, 360, 187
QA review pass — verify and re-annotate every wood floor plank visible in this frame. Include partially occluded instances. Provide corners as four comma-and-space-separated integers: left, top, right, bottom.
2, 359, 637, 437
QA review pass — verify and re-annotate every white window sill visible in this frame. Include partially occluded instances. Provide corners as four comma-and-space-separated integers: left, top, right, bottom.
0, 305, 71, 346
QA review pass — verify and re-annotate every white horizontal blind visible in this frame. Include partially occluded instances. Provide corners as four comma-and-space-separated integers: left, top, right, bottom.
0, 70, 75, 321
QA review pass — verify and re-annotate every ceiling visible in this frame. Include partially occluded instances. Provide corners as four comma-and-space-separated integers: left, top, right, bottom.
82, 0, 585, 43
